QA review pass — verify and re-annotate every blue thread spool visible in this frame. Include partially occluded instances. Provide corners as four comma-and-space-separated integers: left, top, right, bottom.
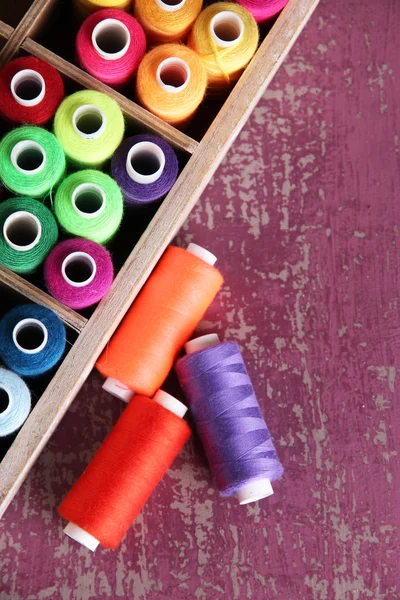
0, 304, 66, 377
0, 367, 31, 437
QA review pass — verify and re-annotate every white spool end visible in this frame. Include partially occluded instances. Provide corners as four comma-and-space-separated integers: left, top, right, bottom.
64, 522, 100, 552
12, 318, 48, 355
153, 389, 187, 418
155, 0, 187, 11
156, 57, 191, 93
3, 211, 42, 252
11, 140, 46, 175
186, 243, 217, 266
126, 141, 166, 185
103, 377, 135, 403
72, 183, 106, 219
61, 252, 97, 288
236, 479, 274, 505
72, 104, 106, 140
10, 69, 46, 107
92, 18, 131, 61
210, 11, 245, 48
185, 333, 220, 355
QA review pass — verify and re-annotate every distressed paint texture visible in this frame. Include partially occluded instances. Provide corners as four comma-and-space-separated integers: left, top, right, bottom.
1, 0, 400, 598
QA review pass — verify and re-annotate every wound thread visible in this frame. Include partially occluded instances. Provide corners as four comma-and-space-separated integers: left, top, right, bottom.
134, 0, 202, 44
0, 367, 31, 437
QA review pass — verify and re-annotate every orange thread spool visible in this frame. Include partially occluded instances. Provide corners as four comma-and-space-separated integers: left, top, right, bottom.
134, 0, 203, 44
97, 243, 223, 401
59, 391, 191, 550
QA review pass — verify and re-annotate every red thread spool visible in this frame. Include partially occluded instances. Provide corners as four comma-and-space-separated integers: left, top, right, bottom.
59, 390, 191, 550
76, 9, 147, 89
0, 57, 64, 125
96, 243, 224, 402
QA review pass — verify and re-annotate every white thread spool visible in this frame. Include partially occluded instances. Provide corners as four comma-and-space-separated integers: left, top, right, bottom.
0, 368, 31, 437
11, 140, 46, 175
103, 243, 217, 401
61, 252, 97, 288
92, 18, 131, 61
156, 57, 191, 93
72, 183, 106, 219
64, 388, 187, 551
3, 211, 42, 252
72, 105, 107, 140
210, 11, 244, 48
10, 69, 46, 107
12, 318, 48, 355
126, 141, 166, 185
155, 0, 187, 11
184, 333, 274, 505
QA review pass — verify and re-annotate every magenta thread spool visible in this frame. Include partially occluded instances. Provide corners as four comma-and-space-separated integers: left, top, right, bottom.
44, 238, 114, 310
76, 9, 146, 88
111, 134, 179, 209
235, 0, 289, 23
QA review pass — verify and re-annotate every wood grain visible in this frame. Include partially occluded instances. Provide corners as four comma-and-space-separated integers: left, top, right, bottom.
0, 0, 320, 517
0, 20, 13, 39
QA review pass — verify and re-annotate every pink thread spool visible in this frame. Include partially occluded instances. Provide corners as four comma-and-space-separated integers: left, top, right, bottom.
44, 238, 113, 310
76, 9, 146, 88
235, 0, 289, 23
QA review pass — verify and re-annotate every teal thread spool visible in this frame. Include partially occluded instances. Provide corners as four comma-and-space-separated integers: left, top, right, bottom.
0, 197, 58, 274
54, 90, 124, 167
0, 126, 65, 198
54, 170, 123, 244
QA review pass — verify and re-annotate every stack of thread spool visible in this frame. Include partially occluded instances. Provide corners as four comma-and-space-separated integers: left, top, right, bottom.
58, 242, 283, 551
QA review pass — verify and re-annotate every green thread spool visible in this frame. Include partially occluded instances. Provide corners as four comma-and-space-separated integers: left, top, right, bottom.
0, 197, 58, 274
54, 170, 124, 244
0, 126, 65, 198
54, 91, 125, 168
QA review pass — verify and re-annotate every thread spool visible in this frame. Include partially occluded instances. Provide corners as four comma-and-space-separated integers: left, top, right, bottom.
236, 0, 289, 23
74, 0, 130, 21
0, 197, 58, 274
44, 238, 114, 310
77, 10, 146, 88
97, 243, 223, 402
134, 0, 202, 44
54, 90, 124, 168
54, 170, 123, 244
112, 134, 178, 208
0, 57, 64, 125
188, 3, 259, 91
0, 305, 66, 377
0, 368, 31, 437
59, 390, 191, 550
0, 126, 66, 198
136, 44, 207, 127
176, 335, 283, 504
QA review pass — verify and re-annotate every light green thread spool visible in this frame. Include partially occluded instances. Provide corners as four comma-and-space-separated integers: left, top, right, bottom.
0, 126, 66, 198
0, 197, 58, 274
54, 90, 124, 168
54, 170, 124, 244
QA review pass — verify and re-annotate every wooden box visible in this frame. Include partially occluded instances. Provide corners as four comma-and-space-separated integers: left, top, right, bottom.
0, 0, 320, 516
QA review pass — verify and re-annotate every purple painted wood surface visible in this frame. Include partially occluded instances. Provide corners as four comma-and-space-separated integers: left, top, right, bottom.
0, 0, 399, 597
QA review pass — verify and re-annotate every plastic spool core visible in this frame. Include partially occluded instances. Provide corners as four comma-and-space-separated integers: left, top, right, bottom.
64, 522, 100, 552
13, 318, 48, 355
11, 140, 46, 174
92, 18, 131, 60
72, 183, 106, 219
10, 69, 46, 107
0, 386, 11, 416
156, 57, 191, 93
126, 141, 166, 185
3, 211, 42, 252
186, 242, 217, 266
153, 389, 187, 418
61, 252, 97, 288
210, 11, 245, 48
102, 377, 135, 403
72, 105, 107, 139
155, 0, 187, 11
185, 332, 274, 505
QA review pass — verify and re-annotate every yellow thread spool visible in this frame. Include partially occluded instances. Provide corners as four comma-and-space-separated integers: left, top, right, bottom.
188, 2, 259, 91
74, 0, 130, 21
134, 0, 203, 44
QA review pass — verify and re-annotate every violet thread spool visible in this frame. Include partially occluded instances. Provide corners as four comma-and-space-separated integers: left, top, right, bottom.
176, 334, 283, 504
44, 239, 114, 310
112, 134, 179, 209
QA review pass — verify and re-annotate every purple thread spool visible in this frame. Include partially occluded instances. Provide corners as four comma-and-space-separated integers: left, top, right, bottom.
111, 134, 179, 209
176, 334, 283, 505
44, 238, 114, 310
